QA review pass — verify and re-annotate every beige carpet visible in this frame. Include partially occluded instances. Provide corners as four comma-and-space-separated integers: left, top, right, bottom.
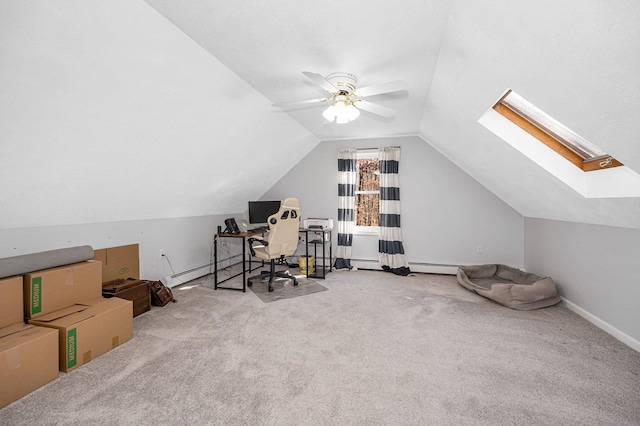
2, 270, 639, 425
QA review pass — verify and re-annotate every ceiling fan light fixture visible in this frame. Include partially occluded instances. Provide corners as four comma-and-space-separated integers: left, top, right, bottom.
326, 96, 359, 124
335, 102, 359, 124
322, 104, 336, 122
334, 99, 347, 114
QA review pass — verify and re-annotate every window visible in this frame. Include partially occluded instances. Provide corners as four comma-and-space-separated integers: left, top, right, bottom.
355, 150, 379, 230
493, 89, 622, 172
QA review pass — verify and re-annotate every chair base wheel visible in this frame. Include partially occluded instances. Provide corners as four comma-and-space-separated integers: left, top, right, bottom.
246, 259, 297, 293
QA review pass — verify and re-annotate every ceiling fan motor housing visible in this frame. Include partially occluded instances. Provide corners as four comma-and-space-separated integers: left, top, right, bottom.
327, 72, 357, 95
273, 71, 401, 120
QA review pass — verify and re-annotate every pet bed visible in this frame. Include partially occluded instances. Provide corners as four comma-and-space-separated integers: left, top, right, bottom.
456, 264, 561, 310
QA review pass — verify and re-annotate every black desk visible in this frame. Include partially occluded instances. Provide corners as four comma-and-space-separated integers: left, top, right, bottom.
214, 231, 265, 292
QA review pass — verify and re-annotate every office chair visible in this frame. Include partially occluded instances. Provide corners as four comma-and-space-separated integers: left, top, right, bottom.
247, 198, 300, 292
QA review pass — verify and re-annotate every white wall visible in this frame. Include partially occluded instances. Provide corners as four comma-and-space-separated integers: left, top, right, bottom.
262, 135, 524, 268
525, 218, 640, 349
0, 214, 238, 283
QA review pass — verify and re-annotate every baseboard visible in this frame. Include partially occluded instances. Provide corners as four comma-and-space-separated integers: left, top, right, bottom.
161, 255, 242, 288
562, 297, 640, 353
161, 266, 211, 288
162, 258, 458, 286
351, 259, 458, 275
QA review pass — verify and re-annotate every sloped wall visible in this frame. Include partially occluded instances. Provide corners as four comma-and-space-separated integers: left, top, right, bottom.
0, 0, 317, 229
262, 135, 524, 268
0, 0, 316, 283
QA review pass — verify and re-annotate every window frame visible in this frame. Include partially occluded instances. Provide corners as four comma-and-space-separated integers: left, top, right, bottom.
353, 149, 380, 235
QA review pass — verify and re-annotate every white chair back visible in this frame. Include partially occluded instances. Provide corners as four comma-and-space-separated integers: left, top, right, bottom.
264, 198, 300, 258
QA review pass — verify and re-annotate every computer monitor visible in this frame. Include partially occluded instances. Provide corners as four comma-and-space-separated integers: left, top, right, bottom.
248, 200, 281, 225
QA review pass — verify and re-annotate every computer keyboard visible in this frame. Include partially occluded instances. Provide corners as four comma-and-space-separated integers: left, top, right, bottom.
248, 226, 268, 233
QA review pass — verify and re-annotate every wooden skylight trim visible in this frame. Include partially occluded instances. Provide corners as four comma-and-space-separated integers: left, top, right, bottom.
493, 90, 622, 172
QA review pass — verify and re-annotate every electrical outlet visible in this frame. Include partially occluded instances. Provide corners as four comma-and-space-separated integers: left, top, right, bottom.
159, 249, 166, 257
476, 245, 483, 254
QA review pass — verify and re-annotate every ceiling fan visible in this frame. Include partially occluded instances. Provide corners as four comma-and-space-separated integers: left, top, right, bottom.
273, 72, 407, 123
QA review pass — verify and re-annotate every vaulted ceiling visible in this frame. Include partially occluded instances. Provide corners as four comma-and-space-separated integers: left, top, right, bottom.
144, 0, 640, 229
1, 0, 639, 229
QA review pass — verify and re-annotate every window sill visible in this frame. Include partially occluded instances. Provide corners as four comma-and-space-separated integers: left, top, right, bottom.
353, 226, 379, 236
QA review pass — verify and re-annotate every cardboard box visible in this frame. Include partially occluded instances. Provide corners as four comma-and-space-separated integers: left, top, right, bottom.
23, 261, 102, 319
1, 276, 23, 328
28, 297, 133, 372
93, 244, 140, 283
0, 323, 59, 409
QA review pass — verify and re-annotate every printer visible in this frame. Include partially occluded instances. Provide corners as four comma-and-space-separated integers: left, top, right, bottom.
303, 218, 334, 230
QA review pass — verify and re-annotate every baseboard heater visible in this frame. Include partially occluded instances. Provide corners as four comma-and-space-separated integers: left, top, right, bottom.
161, 254, 243, 288
350, 259, 459, 275
162, 257, 459, 288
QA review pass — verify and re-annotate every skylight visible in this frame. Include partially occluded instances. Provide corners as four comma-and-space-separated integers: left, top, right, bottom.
493, 90, 621, 172
479, 89, 640, 198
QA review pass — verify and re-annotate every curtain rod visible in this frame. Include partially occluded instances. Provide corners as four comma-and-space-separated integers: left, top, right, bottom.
356, 146, 400, 151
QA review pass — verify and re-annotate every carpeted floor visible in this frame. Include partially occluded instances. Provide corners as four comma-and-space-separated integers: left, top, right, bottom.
242, 273, 328, 303
2, 270, 639, 425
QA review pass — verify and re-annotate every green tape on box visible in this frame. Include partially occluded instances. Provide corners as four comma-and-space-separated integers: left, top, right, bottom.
31, 277, 42, 314
67, 328, 77, 369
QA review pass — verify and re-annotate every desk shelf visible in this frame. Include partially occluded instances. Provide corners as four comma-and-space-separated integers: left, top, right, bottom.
300, 229, 332, 279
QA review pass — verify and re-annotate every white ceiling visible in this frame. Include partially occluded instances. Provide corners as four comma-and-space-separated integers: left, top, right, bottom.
2, 0, 639, 229
144, 0, 452, 141
143, 0, 640, 229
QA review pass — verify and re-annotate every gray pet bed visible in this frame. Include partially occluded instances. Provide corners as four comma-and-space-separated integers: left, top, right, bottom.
457, 264, 561, 310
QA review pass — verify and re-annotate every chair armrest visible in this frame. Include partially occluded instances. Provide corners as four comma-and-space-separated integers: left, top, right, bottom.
247, 237, 268, 256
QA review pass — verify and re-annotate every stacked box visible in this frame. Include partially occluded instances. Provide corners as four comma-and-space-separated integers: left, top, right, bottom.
0, 276, 59, 409
94, 245, 148, 318
23, 261, 102, 319
28, 297, 133, 373
1, 276, 23, 328
23, 260, 133, 373
93, 244, 140, 283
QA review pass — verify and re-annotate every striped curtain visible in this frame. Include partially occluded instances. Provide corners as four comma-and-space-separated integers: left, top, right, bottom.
335, 148, 356, 270
378, 147, 411, 276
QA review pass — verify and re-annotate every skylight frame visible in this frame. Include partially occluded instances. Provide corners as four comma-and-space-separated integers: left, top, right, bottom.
493, 89, 622, 172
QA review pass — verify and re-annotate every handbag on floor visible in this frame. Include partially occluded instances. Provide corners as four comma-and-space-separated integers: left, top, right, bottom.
149, 280, 176, 307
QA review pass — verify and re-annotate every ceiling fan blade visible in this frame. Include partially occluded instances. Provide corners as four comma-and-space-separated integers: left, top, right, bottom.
302, 71, 339, 94
355, 100, 396, 118
272, 98, 327, 108
355, 80, 407, 98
